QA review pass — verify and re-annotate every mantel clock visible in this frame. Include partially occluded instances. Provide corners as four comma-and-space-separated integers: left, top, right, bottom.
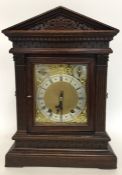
2, 6, 119, 168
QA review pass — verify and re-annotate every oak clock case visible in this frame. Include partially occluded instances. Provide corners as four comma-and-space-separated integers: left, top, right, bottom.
2, 7, 119, 168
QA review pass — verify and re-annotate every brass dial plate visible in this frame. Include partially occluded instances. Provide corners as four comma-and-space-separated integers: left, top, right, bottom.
44, 81, 78, 115
34, 64, 88, 125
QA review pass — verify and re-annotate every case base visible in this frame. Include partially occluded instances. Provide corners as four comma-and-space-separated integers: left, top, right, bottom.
5, 143, 117, 169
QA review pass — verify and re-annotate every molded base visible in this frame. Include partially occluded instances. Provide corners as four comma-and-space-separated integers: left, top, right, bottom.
5, 144, 117, 169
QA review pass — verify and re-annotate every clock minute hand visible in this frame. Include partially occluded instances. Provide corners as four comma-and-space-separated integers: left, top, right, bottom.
59, 91, 64, 123
55, 91, 64, 113
59, 90, 64, 112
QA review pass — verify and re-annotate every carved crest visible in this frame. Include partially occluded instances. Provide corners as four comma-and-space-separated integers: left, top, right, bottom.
30, 16, 93, 30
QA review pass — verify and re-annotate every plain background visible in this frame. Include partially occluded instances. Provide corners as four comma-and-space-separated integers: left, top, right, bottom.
0, 0, 122, 174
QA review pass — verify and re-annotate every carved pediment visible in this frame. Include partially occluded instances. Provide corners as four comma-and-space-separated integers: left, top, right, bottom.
2, 6, 119, 32
30, 16, 93, 30
2, 6, 119, 41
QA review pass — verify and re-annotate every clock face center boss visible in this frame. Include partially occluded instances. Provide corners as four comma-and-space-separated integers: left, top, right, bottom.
35, 64, 87, 123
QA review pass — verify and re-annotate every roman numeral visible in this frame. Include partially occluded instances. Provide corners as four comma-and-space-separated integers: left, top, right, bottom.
60, 76, 63, 81
76, 106, 81, 110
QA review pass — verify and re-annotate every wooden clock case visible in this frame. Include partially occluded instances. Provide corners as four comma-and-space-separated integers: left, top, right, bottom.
2, 6, 119, 168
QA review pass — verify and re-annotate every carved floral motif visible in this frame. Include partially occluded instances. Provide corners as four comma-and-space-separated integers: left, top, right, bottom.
30, 16, 94, 30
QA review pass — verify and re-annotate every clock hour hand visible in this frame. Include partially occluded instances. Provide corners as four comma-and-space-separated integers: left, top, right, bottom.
55, 91, 64, 114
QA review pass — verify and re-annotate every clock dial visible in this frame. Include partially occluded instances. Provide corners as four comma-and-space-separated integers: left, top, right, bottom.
73, 65, 87, 80
34, 64, 87, 124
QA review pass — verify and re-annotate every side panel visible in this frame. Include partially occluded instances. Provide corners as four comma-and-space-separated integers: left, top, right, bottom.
95, 55, 108, 133
14, 54, 27, 131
